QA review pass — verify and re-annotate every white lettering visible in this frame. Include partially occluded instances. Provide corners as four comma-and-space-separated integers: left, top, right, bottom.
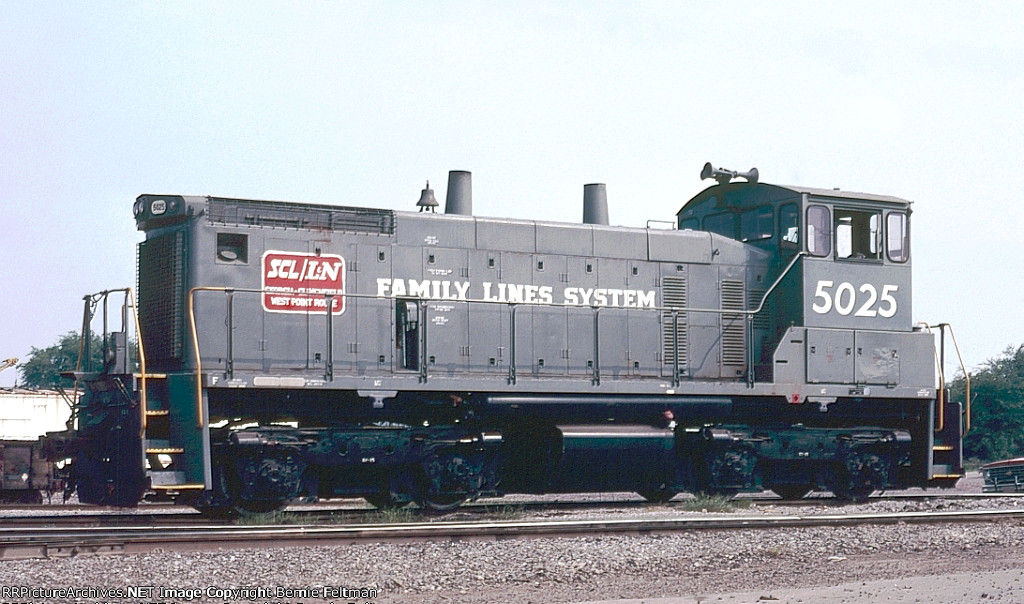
811, 280, 899, 318
409, 279, 431, 298
375, 278, 653, 308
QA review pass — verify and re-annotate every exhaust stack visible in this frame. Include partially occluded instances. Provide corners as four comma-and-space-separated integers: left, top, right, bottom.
445, 170, 473, 216
583, 183, 609, 225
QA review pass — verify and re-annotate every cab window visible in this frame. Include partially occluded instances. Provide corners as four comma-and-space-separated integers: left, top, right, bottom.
779, 203, 799, 249
703, 212, 735, 238
679, 217, 699, 231
806, 205, 831, 257
887, 212, 909, 262
835, 208, 881, 260
740, 206, 773, 242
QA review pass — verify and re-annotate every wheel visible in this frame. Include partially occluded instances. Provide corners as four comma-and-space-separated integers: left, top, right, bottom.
772, 486, 812, 501
828, 452, 886, 503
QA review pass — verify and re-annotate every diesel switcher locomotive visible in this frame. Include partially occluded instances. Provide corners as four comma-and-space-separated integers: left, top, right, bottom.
69, 164, 965, 513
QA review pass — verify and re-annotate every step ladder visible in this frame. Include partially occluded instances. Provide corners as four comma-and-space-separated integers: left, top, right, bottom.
140, 373, 206, 491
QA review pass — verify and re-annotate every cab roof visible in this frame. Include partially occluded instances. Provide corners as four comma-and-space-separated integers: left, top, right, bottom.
677, 181, 911, 217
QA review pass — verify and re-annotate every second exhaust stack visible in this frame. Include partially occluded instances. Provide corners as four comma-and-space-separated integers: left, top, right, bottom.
583, 183, 609, 225
445, 170, 473, 216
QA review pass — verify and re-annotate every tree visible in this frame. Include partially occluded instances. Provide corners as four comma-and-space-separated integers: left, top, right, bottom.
950, 344, 1024, 463
18, 332, 104, 389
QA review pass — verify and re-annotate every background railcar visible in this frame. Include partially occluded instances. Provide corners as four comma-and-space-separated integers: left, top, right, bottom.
69, 165, 965, 513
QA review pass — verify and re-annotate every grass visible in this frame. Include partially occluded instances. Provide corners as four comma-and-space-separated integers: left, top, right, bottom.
231, 501, 525, 525
677, 493, 751, 513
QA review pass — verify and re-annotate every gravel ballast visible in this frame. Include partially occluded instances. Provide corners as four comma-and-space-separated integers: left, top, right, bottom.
3, 476, 1024, 603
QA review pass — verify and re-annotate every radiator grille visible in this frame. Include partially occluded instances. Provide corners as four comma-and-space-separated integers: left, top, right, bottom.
138, 230, 187, 363
207, 197, 395, 235
720, 279, 746, 367
662, 275, 688, 366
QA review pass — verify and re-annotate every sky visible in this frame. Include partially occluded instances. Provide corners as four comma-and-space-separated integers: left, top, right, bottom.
2, 1, 1022, 387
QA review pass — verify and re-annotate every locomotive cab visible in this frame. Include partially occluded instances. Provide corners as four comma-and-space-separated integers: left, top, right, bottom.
676, 176, 924, 388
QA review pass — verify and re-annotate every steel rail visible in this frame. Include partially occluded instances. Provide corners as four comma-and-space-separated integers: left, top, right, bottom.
3, 508, 1023, 561
2, 491, 1022, 527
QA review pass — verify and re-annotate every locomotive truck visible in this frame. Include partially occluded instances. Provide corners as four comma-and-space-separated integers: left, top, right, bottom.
68, 164, 966, 513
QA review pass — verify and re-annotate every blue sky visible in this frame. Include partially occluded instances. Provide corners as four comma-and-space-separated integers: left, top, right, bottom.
2, 1, 1022, 386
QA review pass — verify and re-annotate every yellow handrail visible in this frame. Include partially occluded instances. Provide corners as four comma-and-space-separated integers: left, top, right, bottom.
125, 287, 148, 434
188, 286, 239, 429
922, 322, 971, 436
944, 324, 970, 434
916, 322, 945, 432
78, 289, 149, 435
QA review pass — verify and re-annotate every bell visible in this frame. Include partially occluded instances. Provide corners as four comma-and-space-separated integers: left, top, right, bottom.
416, 181, 439, 212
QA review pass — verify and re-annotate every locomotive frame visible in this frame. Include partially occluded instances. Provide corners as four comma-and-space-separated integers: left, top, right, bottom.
69, 165, 966, 513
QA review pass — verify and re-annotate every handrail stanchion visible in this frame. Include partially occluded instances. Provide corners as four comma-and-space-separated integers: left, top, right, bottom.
419, 299, 428, 384
592, 306, 601, 386
225, 290, 234, 380
672, 310, 681, 387
325, 294, 334, 381
508, 304, 517, 385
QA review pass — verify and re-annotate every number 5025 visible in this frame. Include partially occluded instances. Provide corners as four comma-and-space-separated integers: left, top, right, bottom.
811, 280, 898, 318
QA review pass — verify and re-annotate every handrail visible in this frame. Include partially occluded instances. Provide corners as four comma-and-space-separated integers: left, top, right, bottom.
931, 322, 970, 435
748, 252, 806, 315
918, 322, 971, 436
188, 286, 233, 428
77, 288, 149, 434
915, 322, 946, 432
746, 252, 806, 386
184, 257, 807, 394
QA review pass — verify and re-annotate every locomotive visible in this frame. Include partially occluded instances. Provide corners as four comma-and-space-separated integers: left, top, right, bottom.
68, 164, 966, 513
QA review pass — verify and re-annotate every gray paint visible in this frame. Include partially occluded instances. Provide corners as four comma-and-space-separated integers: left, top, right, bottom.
445, 170, 473, 216
135, 181, 936, 405
582, 183, 609, 226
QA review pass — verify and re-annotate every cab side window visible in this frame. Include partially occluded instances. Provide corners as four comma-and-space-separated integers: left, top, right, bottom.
679, 217, 699, 230
703, 212, 736, 238
887, 212, 909, 262
779, 203, 799, 250
740, 206, 773, 242
806, 205, 831, 257
835, 208, 881, 260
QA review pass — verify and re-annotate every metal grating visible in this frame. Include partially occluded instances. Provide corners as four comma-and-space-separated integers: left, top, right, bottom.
720, 279, 746, 368
138, 230, 187, 363
207, 197, 395, 235
662, 275, 688, 366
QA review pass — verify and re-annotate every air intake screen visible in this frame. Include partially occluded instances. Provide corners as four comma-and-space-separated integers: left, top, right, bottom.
207, 197, 395, 235
662, 275, 688, 366
720, 279, 746, 368
138, 230, 187, 364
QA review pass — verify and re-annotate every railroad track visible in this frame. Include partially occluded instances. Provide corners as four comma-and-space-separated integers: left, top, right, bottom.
3, 507, 1024, 561
2, 491, 1022, 528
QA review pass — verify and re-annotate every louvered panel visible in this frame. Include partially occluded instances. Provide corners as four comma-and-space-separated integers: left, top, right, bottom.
748, 288, 769, 330
720, 279, 746, 369
662, 274, 688, 366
